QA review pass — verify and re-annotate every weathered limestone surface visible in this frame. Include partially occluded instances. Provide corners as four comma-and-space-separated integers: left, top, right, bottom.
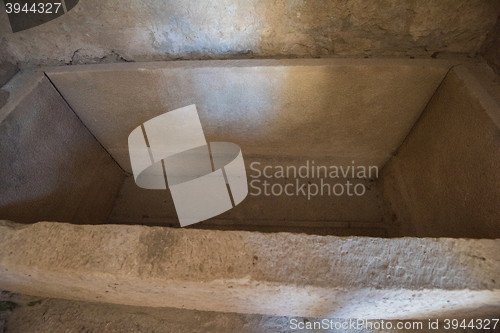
379, 65, 500, 238
0, 221, 499, 319
0, 73, 125, 224
45, 59, 452, 174
0, 1, 499, 67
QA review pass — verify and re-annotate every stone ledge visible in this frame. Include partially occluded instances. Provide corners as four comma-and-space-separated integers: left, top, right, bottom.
0, 221, 499, 318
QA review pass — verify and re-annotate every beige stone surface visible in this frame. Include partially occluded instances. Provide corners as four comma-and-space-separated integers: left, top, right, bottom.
0, 1, 499, 66
0, 73, 125, 224
379, 65, 500, 238
45, 59, 451, 175
0, 221, 499, 318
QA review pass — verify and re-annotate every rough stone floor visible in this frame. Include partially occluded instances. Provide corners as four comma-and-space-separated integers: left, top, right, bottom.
1, 291, 495, 333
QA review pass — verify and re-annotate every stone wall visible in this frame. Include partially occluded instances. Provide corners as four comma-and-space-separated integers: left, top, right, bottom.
379, 64, 500, 238
482, 13, 500, 74
1, 0, 500, 68
0, 73, 124, 224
